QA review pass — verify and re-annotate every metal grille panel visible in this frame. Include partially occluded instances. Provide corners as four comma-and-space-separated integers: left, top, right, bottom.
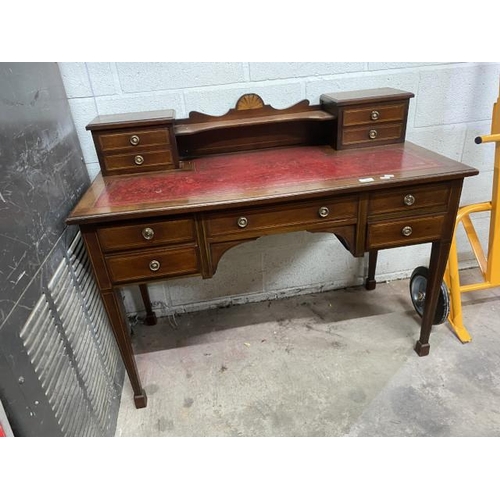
19, 233, 123, 436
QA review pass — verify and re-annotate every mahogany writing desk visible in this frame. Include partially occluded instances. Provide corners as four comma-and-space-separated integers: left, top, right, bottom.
67, 90, 478, 408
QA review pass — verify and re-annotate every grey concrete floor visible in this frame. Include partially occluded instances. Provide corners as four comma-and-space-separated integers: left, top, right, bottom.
115, 269, 500, 436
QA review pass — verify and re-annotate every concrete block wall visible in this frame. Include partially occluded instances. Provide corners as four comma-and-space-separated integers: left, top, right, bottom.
59, 62, 500, 317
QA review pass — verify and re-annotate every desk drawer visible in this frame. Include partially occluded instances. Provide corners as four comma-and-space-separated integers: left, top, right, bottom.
206, 197, 358, 238
367, 215, 445, 250
343, 102, 407, 127
105, 245, 200, 284
342, 123, 403, 147
368, 183, 451, 217
97, 217, 196, 252
103, 149, 174, 173
97, 127, 170, 153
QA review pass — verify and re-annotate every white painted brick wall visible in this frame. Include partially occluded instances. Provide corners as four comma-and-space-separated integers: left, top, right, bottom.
249, 62, 366, 80
115, 62, 247, 93
58, 62, 500, 317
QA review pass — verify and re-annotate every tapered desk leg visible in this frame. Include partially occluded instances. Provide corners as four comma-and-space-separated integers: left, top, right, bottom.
139, 284, 157, 325
365, 250, 378, 290
102, 289, 147, 408
415, 241, 452, 357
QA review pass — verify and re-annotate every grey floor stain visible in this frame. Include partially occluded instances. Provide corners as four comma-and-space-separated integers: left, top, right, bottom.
183, 397, 194, 408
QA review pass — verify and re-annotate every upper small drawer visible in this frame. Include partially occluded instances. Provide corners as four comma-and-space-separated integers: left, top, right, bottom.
97, 217, 196, 252
343, 103, 407, 127
97, 128, 170, 153
102, 149, 174, 174
342, 123, 403, 147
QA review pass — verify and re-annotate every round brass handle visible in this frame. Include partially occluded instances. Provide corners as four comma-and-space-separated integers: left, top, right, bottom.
318, 206, 329, 218
404, 194, 416, 206
369, 129, 378, 140
130, 135, 140, 146
134, 155, 144, 165
371, 110, 380, 121
149, 260, 160, 272
237, 217, 248, 228
402, 226, 413, 237
142, 227, 155, 240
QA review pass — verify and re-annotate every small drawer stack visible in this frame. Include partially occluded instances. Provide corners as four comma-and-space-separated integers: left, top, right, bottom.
96, 216, 201, 284
320, 88, 414, 150
86, 110, 179, 176
365, 181, 452, 250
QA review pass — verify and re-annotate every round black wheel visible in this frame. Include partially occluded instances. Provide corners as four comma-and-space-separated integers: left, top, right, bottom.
409, 266, 450, 325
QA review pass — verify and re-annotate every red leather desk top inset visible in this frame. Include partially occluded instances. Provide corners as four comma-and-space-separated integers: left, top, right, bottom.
97, 145, 428, 207
67, 143, 476, 224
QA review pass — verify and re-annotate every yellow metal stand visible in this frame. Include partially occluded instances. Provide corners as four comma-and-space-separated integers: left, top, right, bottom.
444, 90, 500, 342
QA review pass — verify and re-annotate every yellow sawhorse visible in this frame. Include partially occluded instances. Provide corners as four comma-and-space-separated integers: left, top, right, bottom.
444, 91, 500, 342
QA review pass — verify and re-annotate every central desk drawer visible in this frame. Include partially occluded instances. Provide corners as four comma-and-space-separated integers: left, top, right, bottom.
367, 215, 446, 250
105, 245, 200, 284
206, 197, 358, 238
97, 217, 196, 252
368, 182, 451, 217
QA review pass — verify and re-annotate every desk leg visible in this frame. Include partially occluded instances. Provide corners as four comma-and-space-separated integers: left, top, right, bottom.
139, 284, 157, 325
101, 289, 147, 408
415, 241, 451, 357
365, 250, 378, 290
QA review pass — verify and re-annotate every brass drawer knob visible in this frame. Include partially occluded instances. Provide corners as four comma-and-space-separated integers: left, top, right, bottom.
369, 129, 378, 140
404, 194, 416, 206
130, 135, 140, 146
142, 227, 155, 240
237, 217, 248, 228
402, 226, 413, 237
318, 206, 329, 218
149, 260, 160, 272
371, 110, 380, 121
134, 155, 144, 165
